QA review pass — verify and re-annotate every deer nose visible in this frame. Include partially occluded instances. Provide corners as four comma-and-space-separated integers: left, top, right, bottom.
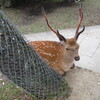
74, 56, 80, 61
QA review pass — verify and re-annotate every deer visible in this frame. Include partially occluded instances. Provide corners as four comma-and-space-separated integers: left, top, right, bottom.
28, 5, 85, 75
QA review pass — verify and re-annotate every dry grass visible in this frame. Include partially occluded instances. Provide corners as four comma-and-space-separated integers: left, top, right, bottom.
0, 76, 33, 100
1, 0, 100, 34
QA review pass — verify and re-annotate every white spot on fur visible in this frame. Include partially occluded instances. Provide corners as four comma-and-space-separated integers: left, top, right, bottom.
42, 52, 52, 57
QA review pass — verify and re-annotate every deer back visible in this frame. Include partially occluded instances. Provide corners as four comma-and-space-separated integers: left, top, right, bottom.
29, 41, 66, 67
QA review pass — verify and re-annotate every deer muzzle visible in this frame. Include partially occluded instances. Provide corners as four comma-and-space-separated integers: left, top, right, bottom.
74, 56, 80, 61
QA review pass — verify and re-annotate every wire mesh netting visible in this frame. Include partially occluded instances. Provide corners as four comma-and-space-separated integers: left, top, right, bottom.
0, 11, 71, 100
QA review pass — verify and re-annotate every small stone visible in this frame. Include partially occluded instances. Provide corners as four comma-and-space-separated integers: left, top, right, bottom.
0, 78, 3, 81
2, 82, 5, 85
97, 82, 100, 85
12, 37, 15, 40
2, 21, 4, 23
0, 33, 2, 35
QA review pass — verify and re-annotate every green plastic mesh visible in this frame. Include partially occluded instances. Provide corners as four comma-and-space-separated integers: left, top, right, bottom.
0, 11, 71, 100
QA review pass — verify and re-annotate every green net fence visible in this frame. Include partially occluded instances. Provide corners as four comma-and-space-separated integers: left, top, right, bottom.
0, 11, 71, 100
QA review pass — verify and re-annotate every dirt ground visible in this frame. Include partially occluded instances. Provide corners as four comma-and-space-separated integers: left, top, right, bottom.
64, 67, 100, 100
0, 67, 100, 100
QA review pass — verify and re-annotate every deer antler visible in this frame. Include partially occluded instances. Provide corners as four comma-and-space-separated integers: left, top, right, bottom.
74, 3, 85, 40
42, 7, 66, 42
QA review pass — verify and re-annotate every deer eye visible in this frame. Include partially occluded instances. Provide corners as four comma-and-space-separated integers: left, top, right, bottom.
66, 48, 70, 50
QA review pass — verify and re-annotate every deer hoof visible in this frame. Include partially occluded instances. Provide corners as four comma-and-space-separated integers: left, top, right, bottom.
62, 72, 67, 76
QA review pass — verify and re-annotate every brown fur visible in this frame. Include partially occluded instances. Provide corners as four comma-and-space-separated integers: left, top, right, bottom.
28, 38, 79, 75
28, 6, 84, 75
67, 38, 77, 46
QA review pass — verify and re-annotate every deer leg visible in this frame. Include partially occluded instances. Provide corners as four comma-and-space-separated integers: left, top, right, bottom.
70, 63, 75, 69
55, 68, 65, 75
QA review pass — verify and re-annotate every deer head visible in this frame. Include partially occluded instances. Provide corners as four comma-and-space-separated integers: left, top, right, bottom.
42, 4, 85, 61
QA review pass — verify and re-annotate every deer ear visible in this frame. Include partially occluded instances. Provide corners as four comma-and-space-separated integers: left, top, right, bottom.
56, 30, 66, 43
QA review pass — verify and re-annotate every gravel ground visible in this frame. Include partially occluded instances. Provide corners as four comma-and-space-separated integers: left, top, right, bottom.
64, 67, 100, 100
